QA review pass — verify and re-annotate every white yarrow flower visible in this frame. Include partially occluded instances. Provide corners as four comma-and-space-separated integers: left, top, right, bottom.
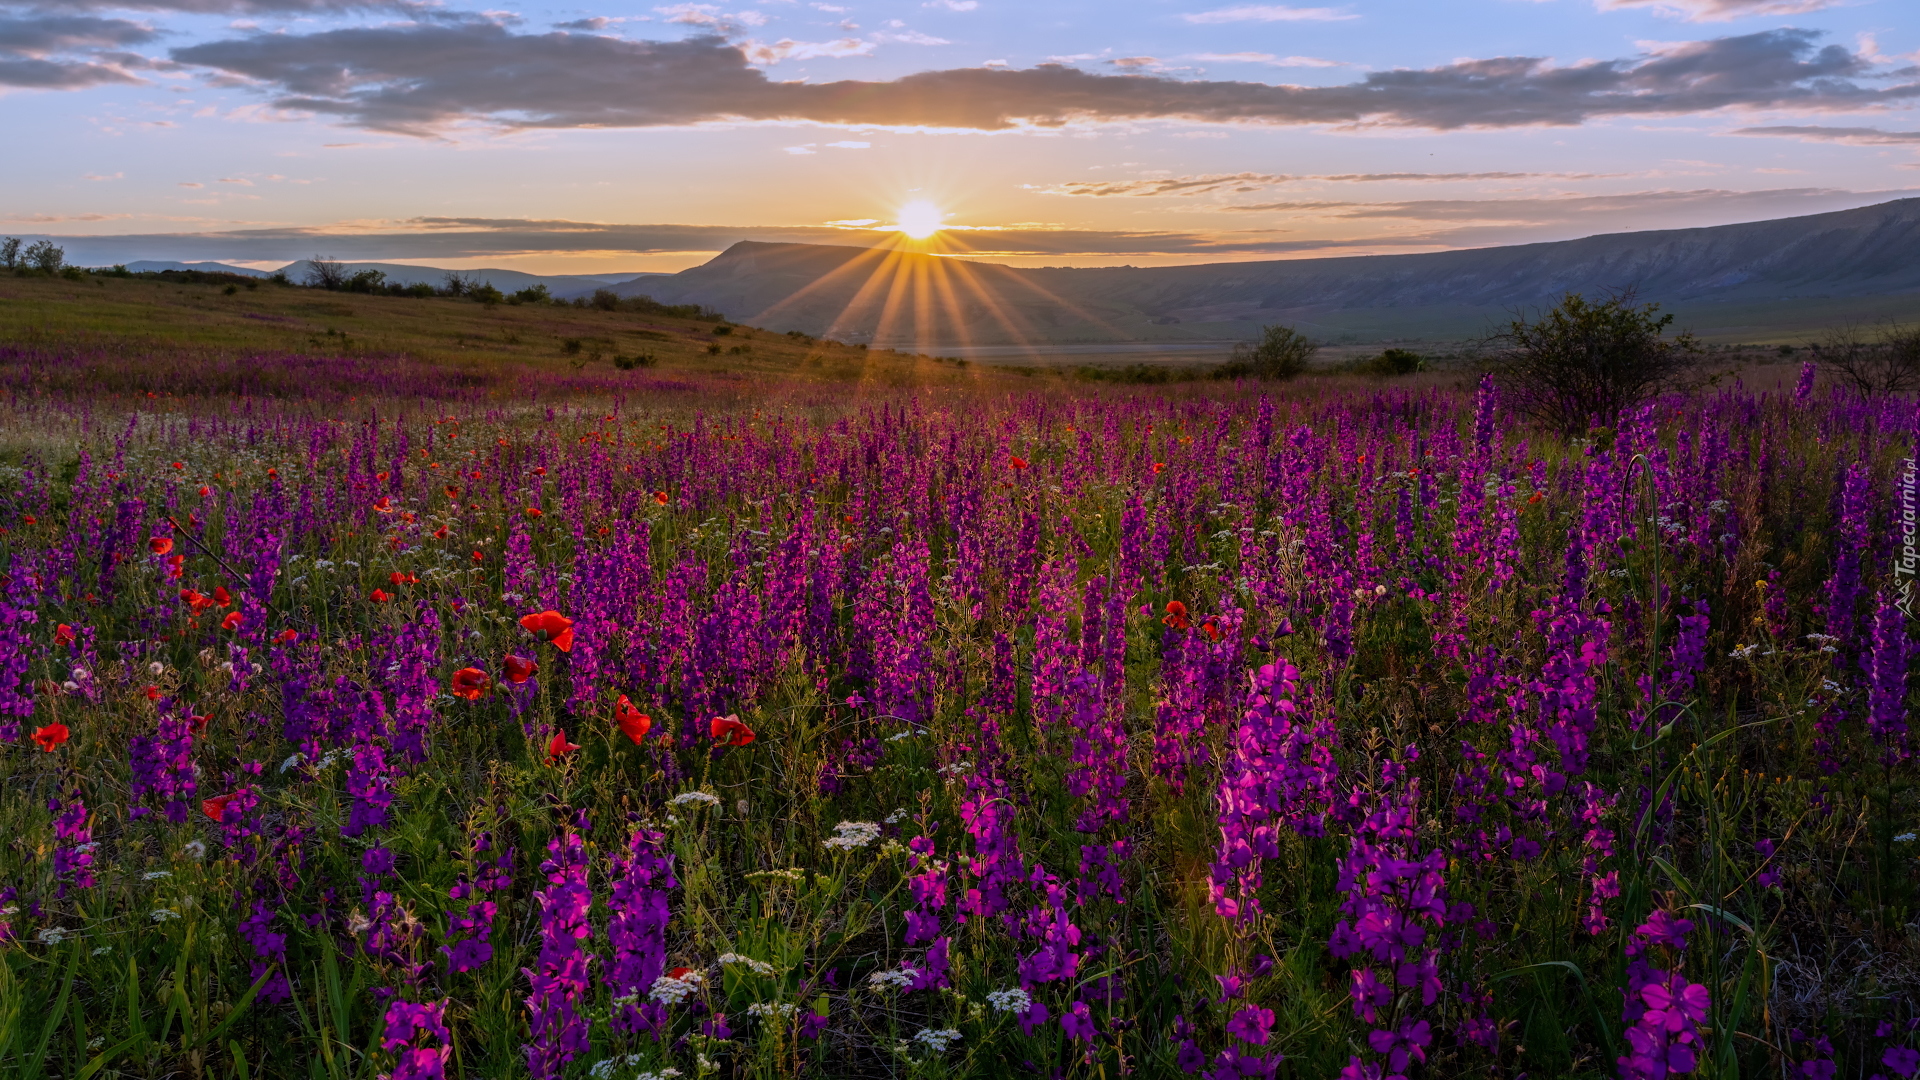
913, 1028, 962, 1053
986, 988, 1032, 1013
824, 821, 881, 851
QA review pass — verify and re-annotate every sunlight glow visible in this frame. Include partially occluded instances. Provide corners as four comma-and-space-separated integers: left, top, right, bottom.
895, 200, 945, 239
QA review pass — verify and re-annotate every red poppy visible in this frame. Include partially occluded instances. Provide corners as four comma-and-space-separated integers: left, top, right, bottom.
277, 628, 299, 644
1152, 462, 1167, 475
376, 471, 390, 483
221, 610, 244, 631
519, 610, 575, 652
149, 536, 174, 555
472, 550, 485, 563
533, 466, 546, 476
710, 714, 755, 747
198, 485, 211, 497
164, 554, 185, 579
390, 571, 419, 586
547, 729, 581, 762
433, 526, 449, 540
667, 966, 695, 981
503, 654, 537, 684
1163, 601, 1191, 630
202, 794, 233, 822
615, 696, 652, 744
212, 586, 232, 607
653, 491, 670, 506
145, 685, 162, 701
1527, 492, 1544, 505
1010, 456, 1028, 470
31, 723, 69, 751
266, 468, 278, 479
370, 588, 392, 603
180, 589, 210, 613
525, 507, 543, 519
21, 514, 35, 525
172, 461, 184, 470
451, 667, 490, 700
54, 623, 74, 647
1201, 618, 1223, 643
373, 497, 394, 514
188, 714, 210, 734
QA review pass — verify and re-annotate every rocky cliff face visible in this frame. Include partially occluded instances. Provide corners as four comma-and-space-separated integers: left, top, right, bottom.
612, 198, 1920, 344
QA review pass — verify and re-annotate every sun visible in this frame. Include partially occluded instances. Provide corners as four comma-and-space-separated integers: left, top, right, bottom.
895, 200, 944, 240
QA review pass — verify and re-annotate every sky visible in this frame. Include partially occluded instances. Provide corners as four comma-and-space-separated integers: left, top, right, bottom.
2, 0, 1918, 274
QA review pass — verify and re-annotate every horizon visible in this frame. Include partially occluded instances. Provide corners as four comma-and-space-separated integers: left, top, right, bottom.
3, 0, 1918, 274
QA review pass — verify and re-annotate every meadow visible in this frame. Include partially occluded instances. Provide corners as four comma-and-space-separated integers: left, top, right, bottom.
0, 271, 1915, 1080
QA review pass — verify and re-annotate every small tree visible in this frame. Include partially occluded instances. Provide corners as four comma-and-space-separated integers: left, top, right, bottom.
0, 237, 20, 270
1812, 323, 1920, 398
1218, 323, 1317, 380
1487, 289, 1700, 434
305, 256, 347, 290
441, 271, 477, 297
24, 240, 64, 274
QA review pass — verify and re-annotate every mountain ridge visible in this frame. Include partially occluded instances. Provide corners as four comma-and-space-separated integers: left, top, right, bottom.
610, 198, 1920, 345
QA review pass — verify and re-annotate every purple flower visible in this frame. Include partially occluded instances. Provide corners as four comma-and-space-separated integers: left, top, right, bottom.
1226, 1005, 1274, 1046
1061, 999, 1096, 1043
1367, 1018, 1431, 1073
1886, 1047, 1920, 1080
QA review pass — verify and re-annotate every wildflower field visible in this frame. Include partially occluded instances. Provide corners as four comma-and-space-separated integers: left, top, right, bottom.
0, 343, 1917, 1080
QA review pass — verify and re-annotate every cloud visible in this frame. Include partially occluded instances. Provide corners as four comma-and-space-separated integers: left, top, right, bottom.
824, 138, 869, 147
1191, 52, 1346, 67
1731, 124, 1920, 144
656, 4, 767, 33
1038, 170, 1627, 196
1217, 187, 1919, 228
924, 0, 978, 9
0, 0, 424, 10
741, 36, 872, 62
166, 24, 1919, 135
0, 12, 164, 88
1180, 5, 1355, 23
1595, 0, 1838, 22
554, 17, 614, 31
783, 143, 816, 153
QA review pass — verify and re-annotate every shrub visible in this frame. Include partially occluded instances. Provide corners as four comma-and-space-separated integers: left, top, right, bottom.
1487, 288, 1701, 433
24, 240, 65, 275
712, 323, 733, 336
1362, 348, 1425, 376
1215, 323, 1317, 380
511, 284, 550, 305
1811, 323, 1920, 398
561, 338, 584, 356
304, 256, 347, 290
590, 288, 620, 312
0, 236, 20, 270
343, 269, 388, 294
469, 284, 504, 307
613, 351, 656, 370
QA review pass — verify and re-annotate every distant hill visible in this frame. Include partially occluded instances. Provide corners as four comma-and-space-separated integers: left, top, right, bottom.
270, 261, 664, 300
125, 260, 270, 277
615, 198, 1920, 345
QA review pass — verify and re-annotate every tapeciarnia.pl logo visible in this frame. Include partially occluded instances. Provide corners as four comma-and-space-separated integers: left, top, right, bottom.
1899, 457, 1918, 620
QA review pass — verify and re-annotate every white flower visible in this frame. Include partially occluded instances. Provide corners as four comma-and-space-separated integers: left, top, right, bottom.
1730, 645, 1758, 660
279, 753, 305, 773
824, 821, 881, 851
884, 808, 908, 824
37, 927, 68, 945
867, 968, 917, 991
143, 870, 172, 881
149, 661, 165, 676
182, 841, 207, 860
62, 681, 80, 694
1895, 832, 1917, 843
886, 731, 915, 742
647, 971, 704, 1005
718, 952, 777, 976
913, 1028, 962, 1053
986, 988, 1032, 1013
70, 667, 90, 682
670, 791, 720, 808
151, 908, 181, 922
747, 1001, 798, 1019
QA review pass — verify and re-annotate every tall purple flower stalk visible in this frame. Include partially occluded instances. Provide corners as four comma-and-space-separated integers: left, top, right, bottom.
524, 821, 595, 1079
607, 826, 676, 1037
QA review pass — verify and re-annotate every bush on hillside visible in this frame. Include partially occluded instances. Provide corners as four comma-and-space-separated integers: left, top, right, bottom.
1215, 323, 1318, 380
1487, 288, 1701, 433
